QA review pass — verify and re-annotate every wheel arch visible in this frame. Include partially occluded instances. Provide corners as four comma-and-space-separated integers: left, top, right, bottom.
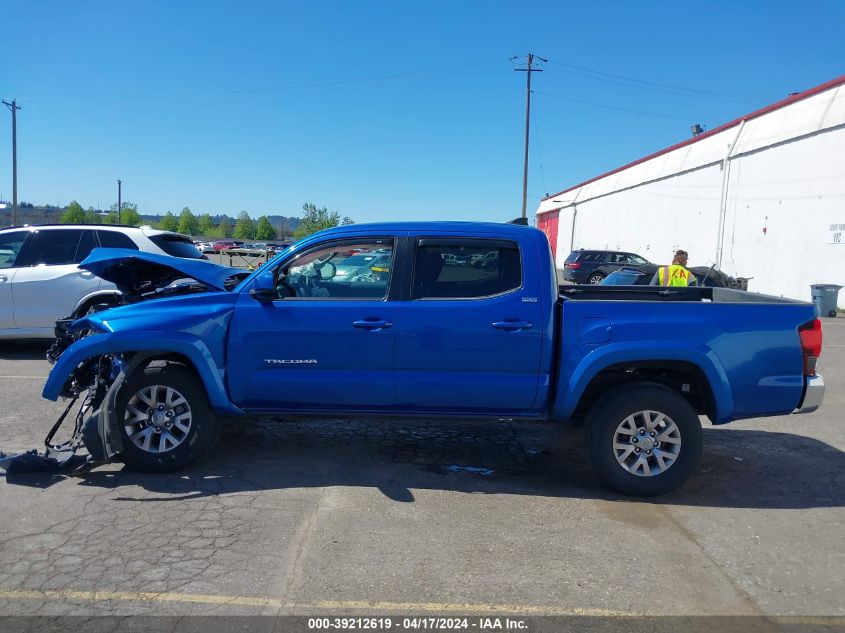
574, 361, 717, 421
554, 345, 733, 424
43, 331, 244, 417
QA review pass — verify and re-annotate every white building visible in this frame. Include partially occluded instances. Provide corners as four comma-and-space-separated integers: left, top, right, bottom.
536, 75, 845, 307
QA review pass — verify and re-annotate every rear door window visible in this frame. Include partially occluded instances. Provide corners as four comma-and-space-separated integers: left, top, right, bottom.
412, 239, 522, 299
579, 252, 606, 263
74, 230, 99, 263
0, 231, 29, 269
97, 230, 139, 250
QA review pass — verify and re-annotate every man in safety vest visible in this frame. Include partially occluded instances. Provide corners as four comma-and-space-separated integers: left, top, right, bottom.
650, 250, 698, 287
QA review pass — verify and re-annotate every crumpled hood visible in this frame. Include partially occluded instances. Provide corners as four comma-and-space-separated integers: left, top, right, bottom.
80, 248, 248, 296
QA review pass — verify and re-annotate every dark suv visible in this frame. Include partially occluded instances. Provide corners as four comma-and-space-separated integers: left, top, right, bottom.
562, 250, 650, 284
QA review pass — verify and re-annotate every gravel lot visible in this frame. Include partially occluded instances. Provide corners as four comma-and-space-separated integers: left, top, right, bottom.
0, 320, 843, 618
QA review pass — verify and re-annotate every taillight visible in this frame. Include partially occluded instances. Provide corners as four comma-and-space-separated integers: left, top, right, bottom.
565, 262, 581, 269
799, 319, 823, 375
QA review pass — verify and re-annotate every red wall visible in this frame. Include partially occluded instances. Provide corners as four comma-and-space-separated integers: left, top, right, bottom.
536, 211, 560, 261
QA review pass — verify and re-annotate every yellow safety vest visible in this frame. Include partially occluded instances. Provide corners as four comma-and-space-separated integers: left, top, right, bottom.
659, 265, 695, 287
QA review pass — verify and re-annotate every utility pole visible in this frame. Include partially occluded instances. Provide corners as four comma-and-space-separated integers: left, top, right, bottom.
2, 99, 21, 226
513, 54, 546, 220
116, 179, 122, 224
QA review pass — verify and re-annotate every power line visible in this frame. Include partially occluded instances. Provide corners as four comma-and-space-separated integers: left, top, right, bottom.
530, 93, 548, 196
225, 59, 508, 96
546, 59, 762, 104
532, 90, 705, 123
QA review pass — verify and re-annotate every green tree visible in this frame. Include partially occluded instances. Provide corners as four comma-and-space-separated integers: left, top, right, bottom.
178, 207, 199, 235
106, 201, 141, 226
293, 202, 351, 240
255, 216, 276, 241
84, 207, 101, 224
218, 216, 233, 238
121, 207, 142, 227
60, 201, 86, 224
233, 211, 255, 239
198, 213, 216, 236
159, 212, 178, 232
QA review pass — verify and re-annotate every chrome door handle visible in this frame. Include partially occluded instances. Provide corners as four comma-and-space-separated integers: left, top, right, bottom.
79, 270, 94, 278
0, 275, 6, 283
353, 319, 393, 331
492, 319, 532, 332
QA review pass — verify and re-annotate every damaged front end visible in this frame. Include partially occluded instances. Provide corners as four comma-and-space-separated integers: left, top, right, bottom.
1, 247, 247, 476
0, 314, 131, 475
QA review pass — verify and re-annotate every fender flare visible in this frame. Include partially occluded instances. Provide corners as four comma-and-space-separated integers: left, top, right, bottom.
42, 330, 243, 416
553, 340, 734, 423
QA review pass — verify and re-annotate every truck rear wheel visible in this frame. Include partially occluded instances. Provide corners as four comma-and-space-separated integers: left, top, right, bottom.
116, 363, 219, 473
586, 383, 702, 496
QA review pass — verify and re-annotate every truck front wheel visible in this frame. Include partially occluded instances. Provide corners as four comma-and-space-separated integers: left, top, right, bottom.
116, 363, 219, 473
586, 384, 702, 496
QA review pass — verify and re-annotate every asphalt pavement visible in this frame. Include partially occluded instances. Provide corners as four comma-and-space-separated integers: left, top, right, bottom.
0, 320, 843, 619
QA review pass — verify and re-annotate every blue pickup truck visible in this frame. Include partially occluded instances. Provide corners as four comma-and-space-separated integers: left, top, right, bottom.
40, 222, 825, 496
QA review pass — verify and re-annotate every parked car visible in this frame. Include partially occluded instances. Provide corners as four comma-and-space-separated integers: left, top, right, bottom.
441, 253, 469, 266
197, 241, 217, 254
265, 243, 290, 252
0, 224, 203, 339
44, 222, 824, 497
212, 240, 245, 252
471, 251, 499, 270
598, 264, 743, 289
563, 250, 651, 284
333, 253, 393, 281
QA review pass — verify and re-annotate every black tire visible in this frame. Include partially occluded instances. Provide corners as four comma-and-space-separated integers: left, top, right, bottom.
116, 363, 219, 473
587, 272, 605, 284
586, 383, 702, 496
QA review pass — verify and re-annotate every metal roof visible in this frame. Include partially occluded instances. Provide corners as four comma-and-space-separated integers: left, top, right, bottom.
538, 74, 845, 214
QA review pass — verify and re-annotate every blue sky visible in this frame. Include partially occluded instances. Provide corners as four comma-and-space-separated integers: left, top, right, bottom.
2, 0, 843, 222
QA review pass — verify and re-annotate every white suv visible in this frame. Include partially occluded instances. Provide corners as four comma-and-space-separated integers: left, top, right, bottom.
0, 224, 203, 339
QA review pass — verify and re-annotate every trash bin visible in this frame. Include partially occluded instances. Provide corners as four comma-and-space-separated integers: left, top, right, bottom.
810, 284, 842, 317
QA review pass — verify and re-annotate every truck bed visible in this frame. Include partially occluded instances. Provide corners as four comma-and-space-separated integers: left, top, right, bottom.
552, 285, 817, 424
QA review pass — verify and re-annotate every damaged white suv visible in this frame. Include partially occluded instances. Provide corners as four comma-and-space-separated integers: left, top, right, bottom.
0, 224, 203, 339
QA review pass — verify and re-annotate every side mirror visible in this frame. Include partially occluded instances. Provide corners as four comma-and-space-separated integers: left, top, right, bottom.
249, 271, 275, 303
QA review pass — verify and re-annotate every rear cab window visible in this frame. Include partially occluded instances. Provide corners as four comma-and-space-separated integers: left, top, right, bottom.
412, 238, 522, 299
149, 234, 203, 259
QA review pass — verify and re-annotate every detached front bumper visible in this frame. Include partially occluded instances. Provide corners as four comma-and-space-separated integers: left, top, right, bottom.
795, 374, 825, 414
